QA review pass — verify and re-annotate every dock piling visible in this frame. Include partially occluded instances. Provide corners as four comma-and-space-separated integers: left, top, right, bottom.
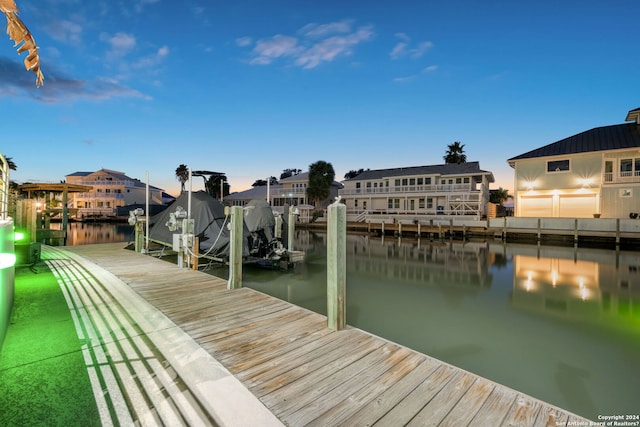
327, 201, 346, 331
227, 206, 243, 289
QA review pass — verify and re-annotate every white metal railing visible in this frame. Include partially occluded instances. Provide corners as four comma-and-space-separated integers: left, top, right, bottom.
78, 179, 135, 187
270, 187, 307, 197
339, 183, 476, 196
603, 171, 640, 183
0, 153, 8, 220
74, 192, 125, 200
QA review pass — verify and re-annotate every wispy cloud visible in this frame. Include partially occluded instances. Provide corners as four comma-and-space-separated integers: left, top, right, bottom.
44, 19, 84, 45
0, 57, 151, 103
390, 33, 433, 59
235, 36, 252, 47
423, 65, 438, 73
240, 20, 374, 69
101, 32, 137, 59
134, 0, 160, 13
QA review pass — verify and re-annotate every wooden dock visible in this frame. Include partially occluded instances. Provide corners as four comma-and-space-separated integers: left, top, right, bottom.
51, 242, 591, 426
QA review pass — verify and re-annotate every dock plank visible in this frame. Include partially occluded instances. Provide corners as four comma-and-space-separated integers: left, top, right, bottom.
59, 243, 592, 426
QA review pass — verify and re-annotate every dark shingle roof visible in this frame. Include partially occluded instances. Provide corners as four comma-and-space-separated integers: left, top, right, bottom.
348, 161, 494, 182
508, 123, 640, 163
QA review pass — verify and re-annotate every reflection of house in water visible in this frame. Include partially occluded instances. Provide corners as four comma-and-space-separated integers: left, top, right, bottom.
511, 245, 640, 325
345, 235, 493, 289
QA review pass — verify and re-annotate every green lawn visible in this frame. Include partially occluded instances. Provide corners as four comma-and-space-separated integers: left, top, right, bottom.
0, 265, 101, 427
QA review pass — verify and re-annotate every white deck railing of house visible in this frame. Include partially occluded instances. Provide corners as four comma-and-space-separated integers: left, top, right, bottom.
78, 180, 137, 187
603, 171, 640, 183
339, 183, 478, 196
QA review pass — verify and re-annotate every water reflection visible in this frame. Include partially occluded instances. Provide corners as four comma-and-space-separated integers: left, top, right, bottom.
50, 222, 134, 245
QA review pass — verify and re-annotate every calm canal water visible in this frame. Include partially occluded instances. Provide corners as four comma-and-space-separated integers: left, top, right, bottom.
62, 222, 640, 420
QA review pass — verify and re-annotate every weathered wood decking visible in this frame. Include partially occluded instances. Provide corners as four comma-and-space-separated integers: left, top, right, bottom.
58, 242, 590, 426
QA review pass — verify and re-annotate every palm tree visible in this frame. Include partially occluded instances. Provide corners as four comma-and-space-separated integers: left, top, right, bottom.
489, 187, 510, 205
175, 164, 189, 193
5, 157, 17, 171
443, 141, 467, 164
307, 160, 335, 206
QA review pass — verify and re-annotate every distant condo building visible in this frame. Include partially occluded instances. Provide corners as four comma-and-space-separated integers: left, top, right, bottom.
66, 169, 165, 220
338, 162, 494, 219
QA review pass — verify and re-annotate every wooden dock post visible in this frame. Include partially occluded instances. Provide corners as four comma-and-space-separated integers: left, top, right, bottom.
134, 220, 145, 253
288, 208, 296, 251
228, 206, 243, 289
327, 200, 346, 331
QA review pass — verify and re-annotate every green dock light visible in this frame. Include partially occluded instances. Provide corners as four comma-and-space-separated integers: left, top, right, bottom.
0, 253, 16, 269
14, 231, 25, 242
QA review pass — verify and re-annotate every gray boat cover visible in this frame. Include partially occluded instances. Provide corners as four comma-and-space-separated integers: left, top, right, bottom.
244, 199, 276, 232
148, 191, 249, 258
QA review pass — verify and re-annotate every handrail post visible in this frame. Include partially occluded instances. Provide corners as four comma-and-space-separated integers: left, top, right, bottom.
327, 200, 346, 331
227, 206, 243, 289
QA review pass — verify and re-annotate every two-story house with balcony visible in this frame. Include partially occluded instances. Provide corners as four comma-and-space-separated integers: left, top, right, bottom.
66, 168, 164, 220
225, 171, 343, 222
339, 162, 494, 219
508, 108, 640, 218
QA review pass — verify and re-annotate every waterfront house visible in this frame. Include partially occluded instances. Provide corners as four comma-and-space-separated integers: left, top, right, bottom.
226, 172, 341, 208
508, 108, 640, 218
338, 162, 494, 218
66, 169, 165, 220
225, 171, 342, 222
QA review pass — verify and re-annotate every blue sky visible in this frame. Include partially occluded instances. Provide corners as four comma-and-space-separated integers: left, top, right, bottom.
2, 0, 639, 196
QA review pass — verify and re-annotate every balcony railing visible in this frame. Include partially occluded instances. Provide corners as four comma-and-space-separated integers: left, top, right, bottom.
74, 192, 125, 200
270, 187, 307, 197
604, 171, 640, 184
75, 179, 136, 187
340, 184, 477, 196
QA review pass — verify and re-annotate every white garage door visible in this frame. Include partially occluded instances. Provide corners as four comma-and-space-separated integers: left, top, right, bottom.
520, 196, 553, 217
558, 195, 597, 218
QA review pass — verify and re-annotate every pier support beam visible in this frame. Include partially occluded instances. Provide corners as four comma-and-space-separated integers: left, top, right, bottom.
327, 201, 346, 331
228, 206, 243, 290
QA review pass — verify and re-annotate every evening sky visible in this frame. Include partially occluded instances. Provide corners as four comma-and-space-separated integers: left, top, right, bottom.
2, 0, 639, 195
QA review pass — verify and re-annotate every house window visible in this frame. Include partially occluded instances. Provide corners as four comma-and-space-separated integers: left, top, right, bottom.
402, 179, 408, 186
427, 198, 433, 209
355, 199, 358, 208
547, 159, 570, 172
394, 199, 400, 209
619, 158, 640, 177
455, 178, 462, 184
409, 178, 415, 185
425, 177, 431, 185
356, 183, 361, 189
388, 199, 393, 209
418, 198, 425, 209
464, 177, 470, 183
417, 178, 423, 185
395, 179, 401, 186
